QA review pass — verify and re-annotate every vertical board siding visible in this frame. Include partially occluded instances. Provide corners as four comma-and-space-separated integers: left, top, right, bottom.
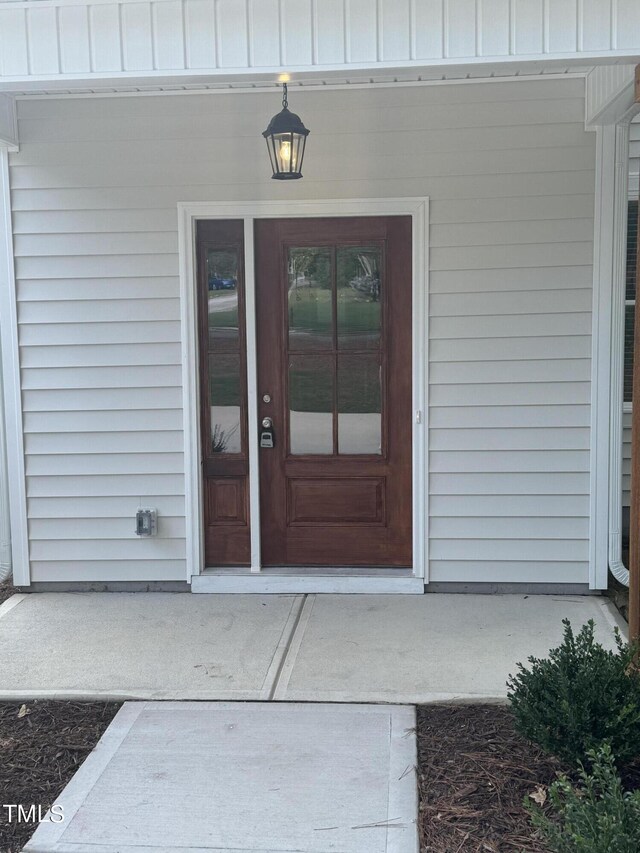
89, 4, 123, 73
26, 6, 60, 76
0, 8, 29, 77
11, 76, 594, 583
282, 0, 313, 67
248, 0, 280, 68
58, 6, 91, 74
184, 0, 216, 69
1, 0, 639, 81
121, 2, 153, 72
153, 0, 186, 70
215, 0, 248, 67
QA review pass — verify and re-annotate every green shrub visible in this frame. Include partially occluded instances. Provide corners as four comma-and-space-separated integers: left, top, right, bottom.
526, 744, 640, 853
507, 619, 640, 766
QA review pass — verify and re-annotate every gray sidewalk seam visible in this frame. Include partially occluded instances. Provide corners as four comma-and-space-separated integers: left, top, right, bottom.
271, 593, 316, 700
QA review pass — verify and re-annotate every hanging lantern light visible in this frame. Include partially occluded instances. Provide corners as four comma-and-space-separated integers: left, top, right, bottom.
262, 83, 310, 180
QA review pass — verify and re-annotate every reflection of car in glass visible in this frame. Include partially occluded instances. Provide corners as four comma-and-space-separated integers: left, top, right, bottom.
208, 275, 237, 291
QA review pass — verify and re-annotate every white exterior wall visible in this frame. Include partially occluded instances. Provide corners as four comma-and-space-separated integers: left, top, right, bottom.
9, 76, 595, 584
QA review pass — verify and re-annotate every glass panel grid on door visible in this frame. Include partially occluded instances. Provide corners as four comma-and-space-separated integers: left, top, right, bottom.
286, 244, 384, 457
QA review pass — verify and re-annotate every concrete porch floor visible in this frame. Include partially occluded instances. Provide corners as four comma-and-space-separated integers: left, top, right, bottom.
0, 591, 627, 703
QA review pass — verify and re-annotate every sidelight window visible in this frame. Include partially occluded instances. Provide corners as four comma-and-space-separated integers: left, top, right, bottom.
205, 246, 244, 456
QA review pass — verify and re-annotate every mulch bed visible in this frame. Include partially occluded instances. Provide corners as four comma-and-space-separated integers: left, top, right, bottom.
0, 701, 121, 853
417, 705, 566, 853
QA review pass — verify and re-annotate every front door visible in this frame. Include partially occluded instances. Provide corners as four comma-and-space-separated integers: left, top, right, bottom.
255, 217, 412, 567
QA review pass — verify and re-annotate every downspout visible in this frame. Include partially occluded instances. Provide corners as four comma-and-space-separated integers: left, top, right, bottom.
0, 324, 12, 582
609, 184, 629, 586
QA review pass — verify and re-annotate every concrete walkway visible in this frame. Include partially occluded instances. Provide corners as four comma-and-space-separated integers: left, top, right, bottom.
0, 592, 626, 702
25, 702, 418, 853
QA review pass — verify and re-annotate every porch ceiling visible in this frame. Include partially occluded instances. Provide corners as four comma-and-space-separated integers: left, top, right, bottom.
0, 0, 639, 97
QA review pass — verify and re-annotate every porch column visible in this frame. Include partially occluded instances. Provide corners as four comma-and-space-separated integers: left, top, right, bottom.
629, 66, 640, 641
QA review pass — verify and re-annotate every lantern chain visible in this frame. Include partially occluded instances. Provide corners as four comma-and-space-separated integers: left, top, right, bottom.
282, 83, 288, 109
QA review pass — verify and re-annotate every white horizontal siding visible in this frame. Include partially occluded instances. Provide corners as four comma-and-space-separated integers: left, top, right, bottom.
10, 76, 594, 584
25, 430, 183, 452
21, 365, 182, 389
26, 474, 184, 497
20, 343, 182, 367
28, 495, 185, 518
1, 0, 639, 83
23, 409, 184, 432
430, 473, 590, 495
22, 388, 182, 411
430, 360, 591, 384
30, 516, 185, 539
430, 495, 590, 516
29, 561, 187, 583
430, 406, 590, 428
429, 427, 590, 450
428, 561, 588, 583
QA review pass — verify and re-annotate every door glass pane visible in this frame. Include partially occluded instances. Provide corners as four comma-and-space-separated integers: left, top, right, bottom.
289, 354, 334, 455
207, 248, 239, 347
337, 246, 382, 349
288, 247, 333, 350
209, 353, 241, 454
338, 354, 382, 455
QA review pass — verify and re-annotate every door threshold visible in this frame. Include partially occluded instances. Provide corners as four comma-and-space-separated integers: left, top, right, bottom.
191, 568, 424, 594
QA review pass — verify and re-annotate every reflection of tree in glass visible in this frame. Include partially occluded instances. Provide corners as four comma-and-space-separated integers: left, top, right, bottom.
207, 249, 237, 279
211, 423, 239, 453
289, 248, 331, 291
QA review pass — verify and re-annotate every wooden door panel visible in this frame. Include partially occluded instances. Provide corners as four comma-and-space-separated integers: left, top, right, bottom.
206, 478, 247, 524
255, 216, 412, 568
287, 477, 385, 525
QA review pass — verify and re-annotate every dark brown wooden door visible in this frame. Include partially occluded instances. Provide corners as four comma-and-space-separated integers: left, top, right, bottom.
255, 217, 412, 567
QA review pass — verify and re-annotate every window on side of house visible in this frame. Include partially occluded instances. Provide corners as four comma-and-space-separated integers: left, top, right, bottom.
624, 200, 638, 405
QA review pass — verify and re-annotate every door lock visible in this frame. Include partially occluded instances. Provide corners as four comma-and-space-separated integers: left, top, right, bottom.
260, 417, 275, 448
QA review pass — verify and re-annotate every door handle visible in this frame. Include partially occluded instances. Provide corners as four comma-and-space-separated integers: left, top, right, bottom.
260, 417, 275, 448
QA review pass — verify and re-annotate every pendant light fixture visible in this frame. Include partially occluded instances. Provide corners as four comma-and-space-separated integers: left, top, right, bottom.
262, 82, 310, 180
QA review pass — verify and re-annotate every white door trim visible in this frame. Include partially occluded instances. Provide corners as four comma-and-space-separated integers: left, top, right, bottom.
0, 149, 29, 586
178, 198, 429, 589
